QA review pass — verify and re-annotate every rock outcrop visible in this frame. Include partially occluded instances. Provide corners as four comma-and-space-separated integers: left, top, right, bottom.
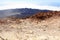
30, 11, 60, 20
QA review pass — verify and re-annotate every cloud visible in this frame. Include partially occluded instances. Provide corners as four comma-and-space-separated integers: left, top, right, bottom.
0, 2, 60, 11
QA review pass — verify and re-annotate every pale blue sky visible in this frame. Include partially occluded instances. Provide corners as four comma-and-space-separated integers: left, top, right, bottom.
0, 0, 60, 10
0, 0, 60, 6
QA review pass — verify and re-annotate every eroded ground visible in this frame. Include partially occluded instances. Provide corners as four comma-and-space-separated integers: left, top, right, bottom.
0, 16, 60, 40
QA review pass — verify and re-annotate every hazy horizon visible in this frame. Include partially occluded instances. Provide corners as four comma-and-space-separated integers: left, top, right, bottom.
0, 0, 60, 11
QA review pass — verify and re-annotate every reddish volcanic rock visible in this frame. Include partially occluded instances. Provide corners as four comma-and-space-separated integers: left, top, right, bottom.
30, 11, 60, 20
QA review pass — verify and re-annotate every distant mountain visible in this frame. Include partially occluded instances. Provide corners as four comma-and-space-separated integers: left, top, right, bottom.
0, 8, 51, 18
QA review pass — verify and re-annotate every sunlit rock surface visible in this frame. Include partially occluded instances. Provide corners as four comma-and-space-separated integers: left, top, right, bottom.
0, 9, 60, 40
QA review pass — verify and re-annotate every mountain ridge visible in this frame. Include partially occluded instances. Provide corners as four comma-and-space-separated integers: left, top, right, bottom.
0, 8, 51, 18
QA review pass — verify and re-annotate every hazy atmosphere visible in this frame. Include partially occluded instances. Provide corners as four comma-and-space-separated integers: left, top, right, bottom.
0, 0, 60, 10
0, 0, 60, 40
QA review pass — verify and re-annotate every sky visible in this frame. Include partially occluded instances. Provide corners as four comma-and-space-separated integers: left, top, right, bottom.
0, 0, 60, 11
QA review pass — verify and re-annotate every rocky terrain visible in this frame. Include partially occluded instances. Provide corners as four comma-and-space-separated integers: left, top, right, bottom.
0, 11, 60, 40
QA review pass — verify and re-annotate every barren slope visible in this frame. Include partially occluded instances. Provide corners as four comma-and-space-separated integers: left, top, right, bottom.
0, 11, 60, 40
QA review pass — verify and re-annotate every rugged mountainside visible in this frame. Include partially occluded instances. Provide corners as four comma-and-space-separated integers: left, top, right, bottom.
0, 9, 60, 24
0, 8, 50, 18
0, 9, 60, 40
29, 11, 60, 20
